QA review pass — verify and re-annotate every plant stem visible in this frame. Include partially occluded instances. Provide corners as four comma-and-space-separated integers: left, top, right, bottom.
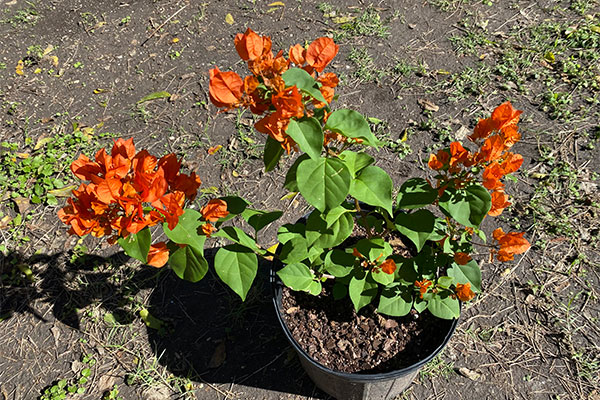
355, 198, 373, 238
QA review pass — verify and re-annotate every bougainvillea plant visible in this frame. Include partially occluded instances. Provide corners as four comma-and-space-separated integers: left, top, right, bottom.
60, 29, 530, 320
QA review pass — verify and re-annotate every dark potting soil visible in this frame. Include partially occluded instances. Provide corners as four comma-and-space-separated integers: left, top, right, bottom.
280, 285, 454, 374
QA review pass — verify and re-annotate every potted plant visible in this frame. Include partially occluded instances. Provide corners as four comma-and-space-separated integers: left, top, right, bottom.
58, 29, 531, 399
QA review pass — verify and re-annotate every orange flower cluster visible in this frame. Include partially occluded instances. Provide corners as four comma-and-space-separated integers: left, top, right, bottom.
492, 228, 530, 261
379, 258, 397, 275
453, 252, 472, 265
455, 283, 475, 302
58, 138, 201, 267
209, 28, 340, 153
200, 199, 229, 237
352, 248, 397, 274
428, 102, 524, 217
415, 279, 433, 299
427, 102, 531, 264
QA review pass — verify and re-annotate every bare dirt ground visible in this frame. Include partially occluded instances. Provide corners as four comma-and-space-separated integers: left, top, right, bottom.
1, 0, 599, 399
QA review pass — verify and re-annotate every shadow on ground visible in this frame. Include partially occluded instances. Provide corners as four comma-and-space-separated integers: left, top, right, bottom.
146, 249, 329, 399
0, 249, 157, 329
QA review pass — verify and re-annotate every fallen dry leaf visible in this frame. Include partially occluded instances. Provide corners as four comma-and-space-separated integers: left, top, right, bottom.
13, 197, 31, 214
225, 13, 234, 25
0, 215, 11, 230
458, 367, 482, 381
97, 374, 117, 392
208, 341, 226, 368
417, 99, 439, 112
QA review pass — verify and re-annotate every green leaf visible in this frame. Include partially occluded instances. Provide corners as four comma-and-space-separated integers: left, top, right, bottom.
438, 184, 491, 228
242, 209, 283, 232
447, 260, 482, 292
324, 249, 355, 277
437, 276, 454, 289
277, 222, 306, 243
213, 226, 260, 253
396, 178, 438, 209
284, 154, 309, 192
118, 227, 151, 264
324, 109, 378, 147
163, 209, 205, 248
378, 284, 412, 317
395, 258, 418, 284
277, 224, 309, 264
279, 236, 309, 263
277, 262, 316, 292
285, 118, 323, 160
308, 280, 322, 295
169, 244, 209, 282
350, 166, 393, 215
414, 298, 428, 313
371, 268, 394, 285
264, 136, 284, 172
305, 210, 353, 248
427, 294, 460, 319
394, 209, 436, 252
297, 157, 351, 212
137, 91, 171, 103
221, 196, 250, 215
282, 68, 327, 103
324, 204, 354, 228
429, 218, 448, 241
355, 238, 392, 262
214, 245, 258, 301
339, 151, 374, 177
348, 273, 378, 312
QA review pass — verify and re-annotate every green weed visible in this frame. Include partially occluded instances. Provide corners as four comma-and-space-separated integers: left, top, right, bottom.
102, 385, 123, 400
348, 47, 383, 82
446, 64, 492, 101
419, 354, 455, 380
0, 123, 99, 206
1, 2, 39, 27
540, 90, 573, 120
337, 7, 390, 39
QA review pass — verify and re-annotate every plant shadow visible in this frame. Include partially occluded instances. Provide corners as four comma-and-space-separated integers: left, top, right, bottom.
146, 248, 330, 399
0, 249, 158, 329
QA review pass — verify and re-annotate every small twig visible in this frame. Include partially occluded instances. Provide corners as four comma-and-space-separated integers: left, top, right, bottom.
141, 4, 188, 47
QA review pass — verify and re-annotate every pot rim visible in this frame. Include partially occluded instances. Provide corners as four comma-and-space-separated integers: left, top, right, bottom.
270, 267, 459, 382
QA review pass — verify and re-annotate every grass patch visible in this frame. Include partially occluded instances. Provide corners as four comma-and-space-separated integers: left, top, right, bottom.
1, 1, 39, 27
348, 47, 384, 83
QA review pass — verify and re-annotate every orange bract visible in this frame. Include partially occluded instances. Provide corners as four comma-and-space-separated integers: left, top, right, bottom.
201, 199, 229, 222
209, 67, 244, 109
493, 228, 530, 261
428, 149, 450, 170
455, 283, 475, 301
147, 242, 169, 268
306, 37, 339, 73
234, 28, 264, 61
488, 190, 511, 217
453, 252, 472, 265
380, 259, 397, 274
289, 43, 306, 65
469, 101, 522, 142
201, 222, 217, 237
415, 279, 433, 299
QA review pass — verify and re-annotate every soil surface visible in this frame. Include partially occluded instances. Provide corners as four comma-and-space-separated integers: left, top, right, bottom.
1, 0, 599, 399
280, 284, 455, 374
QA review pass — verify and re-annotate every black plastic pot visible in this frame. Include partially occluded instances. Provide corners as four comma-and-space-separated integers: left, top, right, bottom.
270, 268, 459, 400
